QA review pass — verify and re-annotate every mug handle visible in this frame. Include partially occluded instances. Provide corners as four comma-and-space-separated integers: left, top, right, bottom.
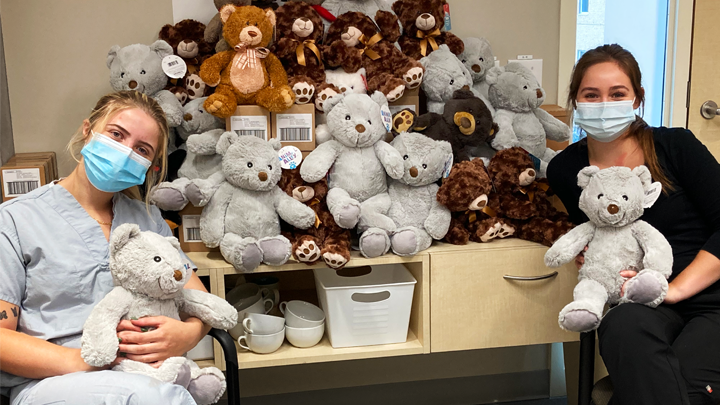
271, 289, 280, 305
238, 335, 250, 351
242, 317, 254, 334
263, 298, 274, 314
279, 301, 287, 315
259, 287, 271, 301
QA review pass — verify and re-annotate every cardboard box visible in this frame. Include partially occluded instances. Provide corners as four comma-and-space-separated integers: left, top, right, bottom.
225, 105, 272, 141
388, 88, 420, 116
1, 153, 57, 202
271, 104, 316, 152
9, 152, 58, 181
540, 104, 571, 151
177, 204, 219, 253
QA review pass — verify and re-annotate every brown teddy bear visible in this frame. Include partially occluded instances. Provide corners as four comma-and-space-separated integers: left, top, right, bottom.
487, 147, 574, 247
323, 11, 424, 102
200, 5, 295, 117
272, 2, 335, 105
278, 166, 353, 269
159, 19, 216, 105
436, 159, 515, 245
392, 0, 464, 59
395, 88, 498, 162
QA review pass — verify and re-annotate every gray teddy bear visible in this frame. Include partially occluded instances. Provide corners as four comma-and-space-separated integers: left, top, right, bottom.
107, 40, 184, 129
192, 134, 316, 272
300, 91, 404, 258
544, 166, 672, 333
459, 37, 495, 101
80, 224, 237, 405
486, 62, 570, 177
388, 132, 452, 256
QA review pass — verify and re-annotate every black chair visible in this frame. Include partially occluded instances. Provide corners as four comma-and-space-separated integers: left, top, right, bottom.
208, 328, 241, 405
578, 331, 596, 405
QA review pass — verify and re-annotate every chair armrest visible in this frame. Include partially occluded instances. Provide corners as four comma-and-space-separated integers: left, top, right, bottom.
208, 328, 241, 405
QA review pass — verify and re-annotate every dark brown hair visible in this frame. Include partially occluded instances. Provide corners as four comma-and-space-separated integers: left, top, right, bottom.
567, 44, 673, 192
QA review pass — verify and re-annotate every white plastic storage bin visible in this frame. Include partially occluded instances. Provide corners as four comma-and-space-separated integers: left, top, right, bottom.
313, 264, 417, 348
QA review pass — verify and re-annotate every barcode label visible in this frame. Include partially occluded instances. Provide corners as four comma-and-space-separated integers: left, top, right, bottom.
234, 130, 267, 139
182, 215, 202, 242
168, 60, 178, 66
280, 128, 311, 141
3, 168, 41, 198
230, 115, 269, 141
7, 181, 39, 195
186, 228, 201, 241
276, 113, 313, 143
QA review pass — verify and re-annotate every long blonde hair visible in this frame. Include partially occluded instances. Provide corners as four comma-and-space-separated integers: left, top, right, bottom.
67, 90, 169, 203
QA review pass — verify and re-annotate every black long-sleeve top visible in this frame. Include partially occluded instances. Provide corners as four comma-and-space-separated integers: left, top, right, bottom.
547, 127, 720, 305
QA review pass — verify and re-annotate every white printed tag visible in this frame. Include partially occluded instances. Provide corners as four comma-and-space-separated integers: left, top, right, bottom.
380, 104, 393, 132
276, 113, 313, 142
442, 154, 454, 179
278, 146, 303, 170
182, 215, 202, 242
162, 55, 188, 79
2, 168, 41, 197
388, 104, 415, 116
644, 182, 662, 208
230, 115, 269, 141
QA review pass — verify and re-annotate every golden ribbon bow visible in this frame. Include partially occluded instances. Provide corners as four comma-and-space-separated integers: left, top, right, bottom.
358, 33, 383, 60
416, 28, 441, 57
309, 198, 322, 228
234, 44, 269, 69
295, 39, 324, 69
519, 182, 549, 203
465, 206, 497, 224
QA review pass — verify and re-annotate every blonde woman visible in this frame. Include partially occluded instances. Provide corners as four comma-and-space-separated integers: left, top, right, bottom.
0, 91, 212, 405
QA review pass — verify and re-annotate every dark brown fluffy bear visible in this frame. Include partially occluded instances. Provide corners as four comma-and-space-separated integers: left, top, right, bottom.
391, 0, 464, 59
487, 148, 574, 247
323, 11, 424, 102
436, 159, 515, 245
159, 19, 217, 105
278, 166, 352, 269
272, 2, 335, 106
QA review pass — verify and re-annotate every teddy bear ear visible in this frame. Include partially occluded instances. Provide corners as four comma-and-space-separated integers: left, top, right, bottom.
485, 66, 503, 86
391, 0, 403, 15
632, 165, 662, 208
631, 165, 652, 188
220, 4, 237, 24
323, 93, 345, 115
107, 45, 121, 69
370, 91, 388, 108
110, 223, 141, 256
265, 8, 277, 27
150, 40, 174, 60
577, 165, 600, 189
269, 138, 282, 151
165, 236, 181, 251
216, 131, 239, 155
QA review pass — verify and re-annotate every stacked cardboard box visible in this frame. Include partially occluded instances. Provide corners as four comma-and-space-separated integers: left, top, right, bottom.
271, 103, 316, 154
1, 152, 58, 202
177, 204, 219, 253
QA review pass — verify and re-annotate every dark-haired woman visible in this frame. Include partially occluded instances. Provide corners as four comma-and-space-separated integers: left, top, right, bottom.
548, 44, 720, 405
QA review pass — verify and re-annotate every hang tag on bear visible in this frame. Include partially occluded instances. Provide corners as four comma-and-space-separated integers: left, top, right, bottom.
644, 181, 662, 208
380, 104, 393, 133
443, 3, 452, 31
442, 154, 454, 179
528, 153, 542, 172
162, 55, 187, 79
278, 146, 303, 170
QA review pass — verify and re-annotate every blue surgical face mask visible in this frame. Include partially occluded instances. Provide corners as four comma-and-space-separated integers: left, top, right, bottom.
81, 131, 152, 193
574, 99, 636, 143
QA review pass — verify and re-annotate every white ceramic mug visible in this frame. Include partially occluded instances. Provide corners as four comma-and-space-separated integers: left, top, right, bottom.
279, 300, 325, 328
285, 323, 325, 348
242, 313, 285, 335
254, 276, 280, 307
238, 328, 285, 354
226, 283, 271, 311
228, 295, 274, 339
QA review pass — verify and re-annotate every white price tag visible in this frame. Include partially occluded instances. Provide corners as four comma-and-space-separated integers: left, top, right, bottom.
278, 146, 303, 170
182, 215, 202, 242
2, 168, 41, 197
276, 113, 313, 142
380, 104, 393, 132
230, 115, 269, 141
162, 55, 188, 79
442, 154, 454, 179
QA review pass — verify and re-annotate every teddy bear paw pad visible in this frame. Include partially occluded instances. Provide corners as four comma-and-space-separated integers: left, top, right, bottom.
281, 89, 294, 106
497, 223, 516, 238
560, 309, 600, 333
480, 222, 503, 242
386, 85, 405, 102
188, 374, 226, 405
393, 110, 415, 134
207, 100, 224, 114
323, 252, 348, 269
403, 67, 424, 89
293, 82, 315, 104
626, 272, 665, 304
296, 240, 320, 262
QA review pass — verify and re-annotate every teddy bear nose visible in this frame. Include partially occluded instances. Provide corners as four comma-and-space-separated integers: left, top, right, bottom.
421, 13, 431, 20
173, 270, 182, 281
248, 31, 258, 38
528, 169, 535, 177
128, 80, 138, 89
472, 65, 482, 73
462, 85, 470, 91
607, 204, 620, 214
409, 167, 419, 177
298, 186, 306, 193
536, 89, 543, 98
299, 17, 309, 23
258, 172, 268, 181
183, 113, 192, 121
355, 124, 366, 133
460, 117, 471, 128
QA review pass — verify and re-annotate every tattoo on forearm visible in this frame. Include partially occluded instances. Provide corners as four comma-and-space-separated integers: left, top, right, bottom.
11, 307, 18, 317
0, 311, 7, 320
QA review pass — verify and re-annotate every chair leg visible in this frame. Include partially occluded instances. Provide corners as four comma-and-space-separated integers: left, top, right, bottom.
578, 331, 595, 405
208, 328, 241, 405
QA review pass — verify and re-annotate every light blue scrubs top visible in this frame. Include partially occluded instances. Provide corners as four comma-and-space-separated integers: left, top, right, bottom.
0, 182, 194, 394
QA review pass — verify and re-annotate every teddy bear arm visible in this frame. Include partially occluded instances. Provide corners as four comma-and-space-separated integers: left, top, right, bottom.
443, 32, 465, 55
274, 187, 316, 230
198, 182, 234, 247
199, 51, 233, 86
375, 10, 401, 43
534, 108, 571, 142
265, 53, 290, 87
204, 14, 222, 44
631, 220, 674, 278
177, 288, 238, 330
425, 190, 452, 239
490, 110, 520, 150
188, 171, 226, 207
544, 222, 596, 268
300, 140, 343, 183
374, 140, 405, 179
186, 129, 226, 156
397, 36, 420, 59
273, 38, 296, 59
154, 90, 184, 127
80, 287, 134, 367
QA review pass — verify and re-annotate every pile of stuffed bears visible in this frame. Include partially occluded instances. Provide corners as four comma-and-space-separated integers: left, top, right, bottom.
106, 0, 577, 274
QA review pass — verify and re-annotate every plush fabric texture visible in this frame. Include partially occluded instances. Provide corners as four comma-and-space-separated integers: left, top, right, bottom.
392, 0, 464, 59
403, 88, 498, 163
191, 134, 315, 271
200, 5, 294, 117
80, 224, 237, 404
300, 92, 404, 258
459, 37, 495, 100
278, 166, 352, 269
323, 11, 424, 103
107, 40, 184, 128
315, 67, 367, 140
545, 166, 673, 332
486, 62, 570, 177
387, 133, 452, 256
150, 97, 225, 211
436, 159, 514, 245
205, 0, 252, 53
159, 19, 217, 105
320, 0, 393, 31
487, 147, 574, 247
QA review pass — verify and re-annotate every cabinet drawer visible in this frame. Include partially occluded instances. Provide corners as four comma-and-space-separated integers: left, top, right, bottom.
429, 241, 579, 352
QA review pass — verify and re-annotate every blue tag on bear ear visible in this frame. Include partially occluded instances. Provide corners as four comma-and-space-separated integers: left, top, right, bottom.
443, 3, 452, 31
528, 153, 542, 172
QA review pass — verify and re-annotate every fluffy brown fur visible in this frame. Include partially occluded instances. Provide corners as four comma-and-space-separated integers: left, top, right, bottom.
200, 5, 295, 116
392, 0, 464, 59
278, 167, 352, 269
323, 11, 424, 102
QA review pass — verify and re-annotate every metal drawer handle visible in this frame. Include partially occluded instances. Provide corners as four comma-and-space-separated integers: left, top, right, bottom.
503, 271, 558, 281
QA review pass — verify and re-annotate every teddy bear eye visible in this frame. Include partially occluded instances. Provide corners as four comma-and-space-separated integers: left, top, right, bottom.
403, 155, 409, 160
623, 195, 628, 201
368, 120, 372, 125
120, 72, 125, 78
268, 165, 273, 170
153, 256, 162, 263
141, 70, 146, 75
450, 79, 454, 85
597, 194, 604, 199
523, 85, 528, 90
246, 22, 250, 26
345, 115, 351, 120
479, 57, 484, 62
247, 162, 253, 168
461, 59, 466, 63
422, 164, 427, 169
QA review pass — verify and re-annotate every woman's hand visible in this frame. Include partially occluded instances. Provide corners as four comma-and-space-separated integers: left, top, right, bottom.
575, 246, 589, 269
116, 316, 205, 367
619, 270, 639, 297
